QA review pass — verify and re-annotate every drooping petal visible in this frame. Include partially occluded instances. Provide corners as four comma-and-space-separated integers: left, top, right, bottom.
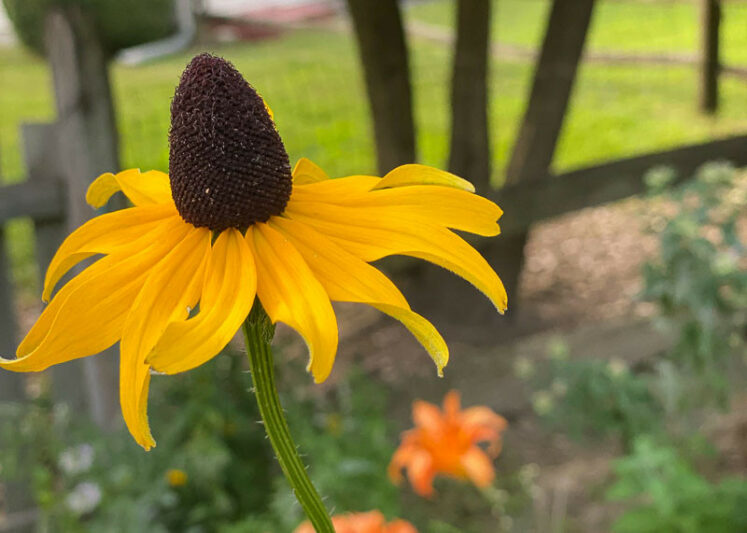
374, 164, 475, 192
269, 217, 405, 304
87, 168, 173, 208
292, 157, 329, 184
148, 229, 256, 374
285, 203, 507, 313
120, 227, 211, 449
43, 204, 178, 301
270, 217, 449, 374
460, 447, 495, 488
288, 186, 501, 237
2, 218, 191, 372
247, 222, 338, 383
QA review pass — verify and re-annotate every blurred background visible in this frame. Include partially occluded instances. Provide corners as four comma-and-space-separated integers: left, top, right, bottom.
0, 0, 745, 531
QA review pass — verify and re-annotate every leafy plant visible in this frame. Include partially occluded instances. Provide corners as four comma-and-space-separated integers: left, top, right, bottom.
607, 436, 747, 533
642, 163, 746, 409
2, 0, 176, 57
0, 351, 274, 532
519, 347, 662, 448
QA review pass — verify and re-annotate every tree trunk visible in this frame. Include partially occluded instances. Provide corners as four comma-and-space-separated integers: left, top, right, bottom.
405, 0, 596, 335
448, 0, 492, 192
44, 5, 121, 430
505, 0, 595, 186
346, 0, 416, 173
698, 0, 720, 114
497, 0, 595, 311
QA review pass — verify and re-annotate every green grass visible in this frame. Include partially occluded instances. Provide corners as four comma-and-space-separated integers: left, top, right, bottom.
1, 3, 747, 296
406, 0, 747, 65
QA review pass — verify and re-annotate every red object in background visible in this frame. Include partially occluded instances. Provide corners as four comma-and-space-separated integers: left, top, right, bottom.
203, 1, 338, 43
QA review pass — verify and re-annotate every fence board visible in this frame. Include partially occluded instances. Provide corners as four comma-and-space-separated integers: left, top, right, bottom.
0, 149, 35, 533
0, 182, 64, 224
44, 6, 121, 429
492, 134, 747, 236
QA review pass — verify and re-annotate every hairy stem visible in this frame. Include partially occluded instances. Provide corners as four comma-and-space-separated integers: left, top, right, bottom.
242, 304, 334, 532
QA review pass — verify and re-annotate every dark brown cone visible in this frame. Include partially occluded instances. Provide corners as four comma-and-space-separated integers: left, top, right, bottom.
169, 53, 292, 231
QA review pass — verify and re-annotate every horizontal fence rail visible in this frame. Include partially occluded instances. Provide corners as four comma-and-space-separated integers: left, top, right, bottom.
491, 133, 747, 236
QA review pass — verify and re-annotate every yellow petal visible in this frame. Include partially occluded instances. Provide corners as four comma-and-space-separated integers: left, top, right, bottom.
285, 203, 507, 313
270, 217, 448, 374
290, 175, 380, 201
288, 185, 502, 237
2, 218, 191, 373
374, 164, 475, 192
120, 227, 211, 449
292, 157, 329, 185
371, 303, 448, 376
148, 229, 257, 374
87, 169, 173, 208
247, 222, 338, 383
43, 204, 178, 301
264, 100, 274, 121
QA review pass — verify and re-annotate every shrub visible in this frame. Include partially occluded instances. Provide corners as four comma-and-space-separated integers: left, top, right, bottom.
607, 436, 747, 533
2, 0, 176, 57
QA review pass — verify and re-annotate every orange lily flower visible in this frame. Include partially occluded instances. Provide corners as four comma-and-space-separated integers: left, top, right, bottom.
389, 390, 507, 497
294, 510, 417, 533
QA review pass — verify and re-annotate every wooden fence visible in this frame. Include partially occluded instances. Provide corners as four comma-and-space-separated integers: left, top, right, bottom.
1, 7, 121, 530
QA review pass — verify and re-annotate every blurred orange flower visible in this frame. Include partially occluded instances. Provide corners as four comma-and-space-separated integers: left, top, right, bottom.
389, 390, 507, 497
294, 510, 417, 533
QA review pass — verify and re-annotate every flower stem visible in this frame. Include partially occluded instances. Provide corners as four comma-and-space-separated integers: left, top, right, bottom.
242, 304, 334, 533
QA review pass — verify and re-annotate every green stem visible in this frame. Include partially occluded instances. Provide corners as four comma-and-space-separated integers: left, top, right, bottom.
242, 304, 334, 533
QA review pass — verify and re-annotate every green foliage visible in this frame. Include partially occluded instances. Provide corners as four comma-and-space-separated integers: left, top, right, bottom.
2, 0, 176, 57
236, 369, 403, 532
520, 164, 746, 449
520, 347, 662, 447
0, 352, 274, 532
607, 436, 747, 533
642, 163, 746, 408
0, 361, 409, 532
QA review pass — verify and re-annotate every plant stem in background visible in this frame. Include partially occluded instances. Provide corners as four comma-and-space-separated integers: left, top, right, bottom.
242, 304, 334, 533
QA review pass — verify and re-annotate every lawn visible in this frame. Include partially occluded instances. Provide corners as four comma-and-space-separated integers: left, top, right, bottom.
406, 0, 747, 65
1, 0, 747, 295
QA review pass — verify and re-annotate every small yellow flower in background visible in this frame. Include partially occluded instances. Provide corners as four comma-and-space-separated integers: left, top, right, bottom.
294, 510, 417, 533
165, 468, 188, 487
389, 390, 507, 497
0, 54, 506, 451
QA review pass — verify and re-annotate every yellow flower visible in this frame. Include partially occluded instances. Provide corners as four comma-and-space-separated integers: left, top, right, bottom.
0, 54, 506, 450
166, 468, 188, 487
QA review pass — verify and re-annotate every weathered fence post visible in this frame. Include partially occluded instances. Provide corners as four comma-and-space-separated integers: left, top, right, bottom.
448, 0, 492, 192
0, 149, 35, 532
43, 5, 121, 429
0, 239, 22, 400
699, 0, 721, 114
21, 124, 67, 288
